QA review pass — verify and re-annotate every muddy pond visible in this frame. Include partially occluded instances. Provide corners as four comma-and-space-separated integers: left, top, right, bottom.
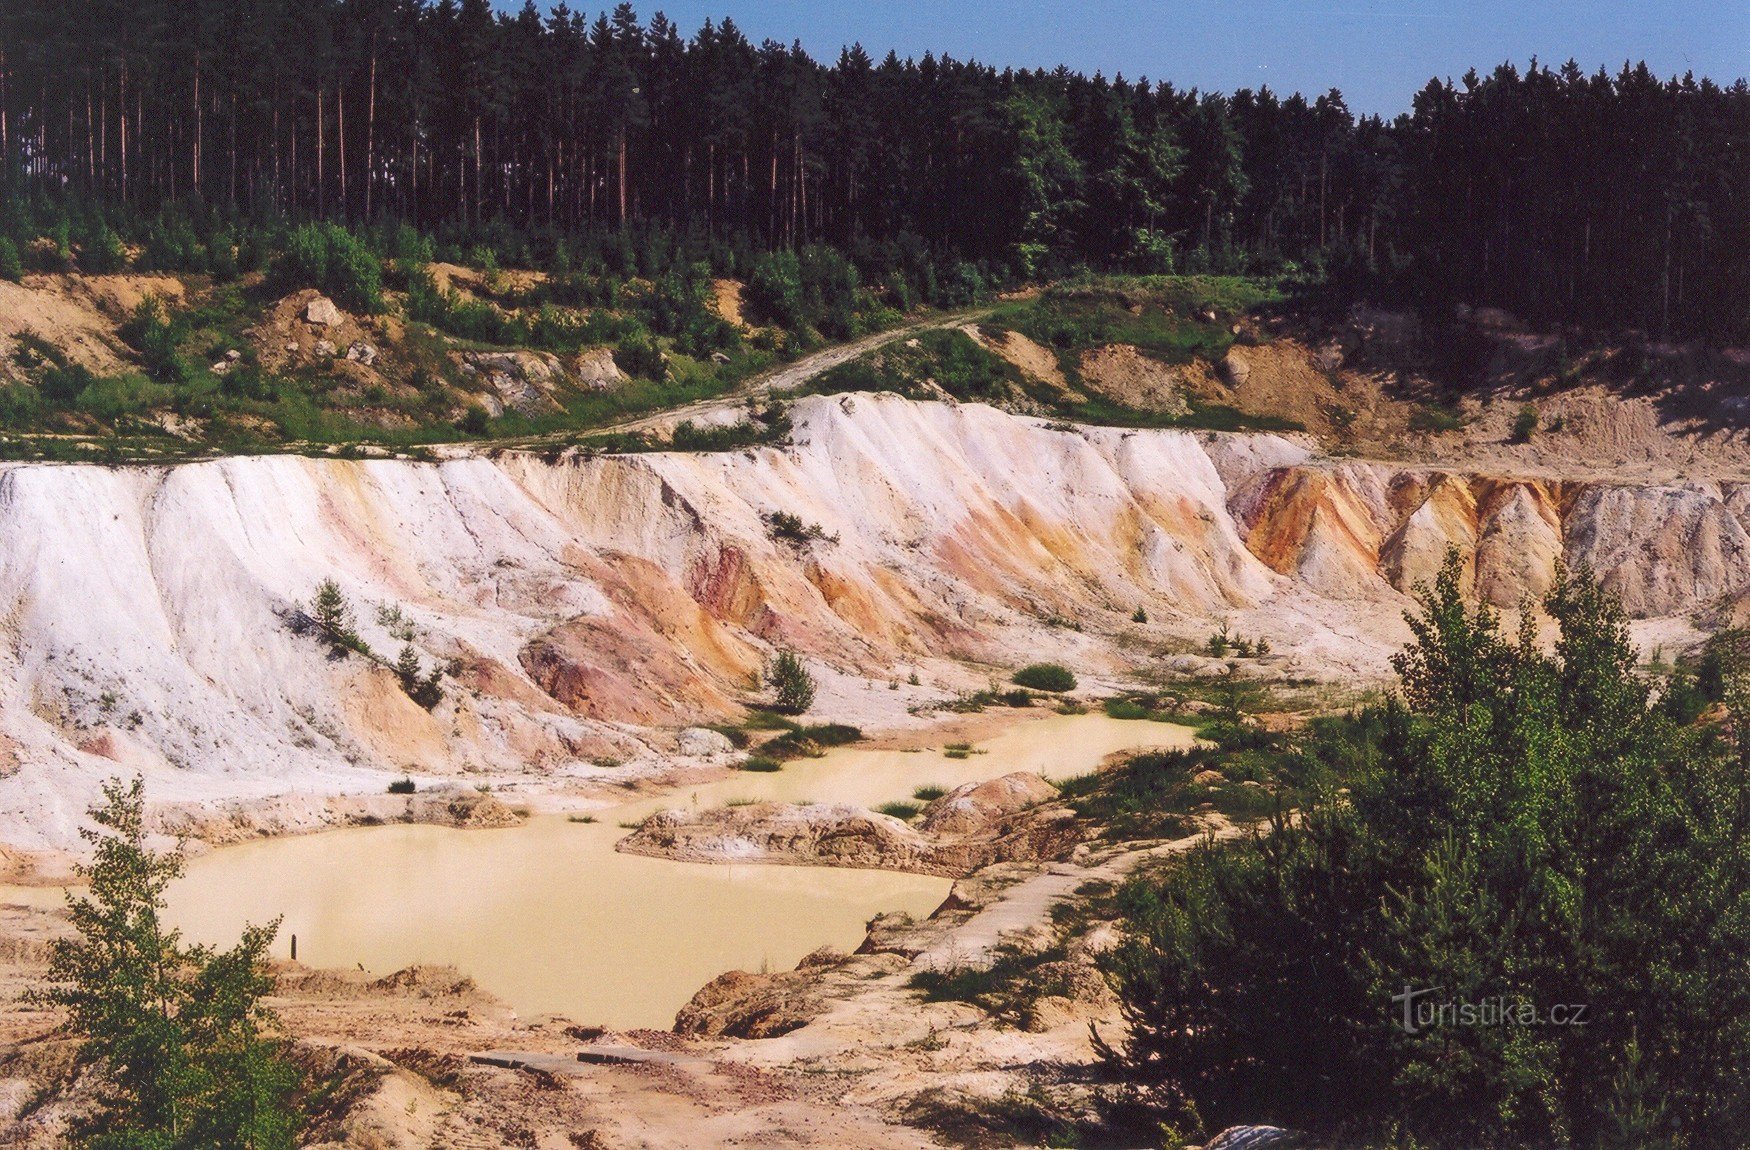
82, 714, 1196, 1029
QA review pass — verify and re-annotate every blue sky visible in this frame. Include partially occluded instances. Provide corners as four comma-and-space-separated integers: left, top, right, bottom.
520, 1, 1750, 116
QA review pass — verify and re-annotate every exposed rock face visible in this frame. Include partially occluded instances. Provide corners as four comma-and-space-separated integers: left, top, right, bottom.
617, 772, 1081, 876
304, 296, 345, 327
456, 350, 568, 415
0, 393, 1743, 857
672, 946, 844, 1038
1565, 483, 1750, 616
1228, 458, 1750, 614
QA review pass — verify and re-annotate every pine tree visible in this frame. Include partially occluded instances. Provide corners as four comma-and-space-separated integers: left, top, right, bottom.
38, 777, 300, 1149
766, 649, 815, 715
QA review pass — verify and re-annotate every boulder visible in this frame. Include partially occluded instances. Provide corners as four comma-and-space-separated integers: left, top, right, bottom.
345, 341, 379, 367
677, 727, 734, 757
573, 346, 627, 390
919, 772, 1056, 837
1221, 348, 1251, 386
314, 340, 338, 358
305, 296, 345, 327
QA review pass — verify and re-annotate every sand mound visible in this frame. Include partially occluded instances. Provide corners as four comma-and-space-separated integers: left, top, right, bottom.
1078, 343, 1187, 413
710, 279, 748, 328
970, 325, 1069, 390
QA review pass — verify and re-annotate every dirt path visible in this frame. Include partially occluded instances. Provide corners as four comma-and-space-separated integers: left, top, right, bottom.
564, 309, 987, 442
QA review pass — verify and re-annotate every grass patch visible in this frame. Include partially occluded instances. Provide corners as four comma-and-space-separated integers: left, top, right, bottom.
740, 756, 783, 773
910, 939, 1079, 1027
566, 814, 598, 824
743, 710, 802, 732
913, 784, 948, 802
876, 800, 923, 820
707, 724, 752, 750
1410, 401, 1466, 433
760, 722, 865, 761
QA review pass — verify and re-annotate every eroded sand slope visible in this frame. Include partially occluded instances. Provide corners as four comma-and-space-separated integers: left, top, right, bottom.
1, 393, 1743, 857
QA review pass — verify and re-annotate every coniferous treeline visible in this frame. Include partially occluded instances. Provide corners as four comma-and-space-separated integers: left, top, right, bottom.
1, 2, 1748, 339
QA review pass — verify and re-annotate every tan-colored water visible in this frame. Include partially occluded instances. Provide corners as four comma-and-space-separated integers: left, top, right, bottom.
23, 714, 1194, 1030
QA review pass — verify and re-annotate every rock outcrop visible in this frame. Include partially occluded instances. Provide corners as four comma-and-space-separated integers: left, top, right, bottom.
617, 772, 1081, 877
672, 945, 845, 1038
456, 349, 569, 415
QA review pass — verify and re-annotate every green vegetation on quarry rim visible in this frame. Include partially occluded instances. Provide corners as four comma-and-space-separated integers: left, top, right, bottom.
810, 275, 1303, 434
0, 217, 942, 462
1, 250, 1301, 462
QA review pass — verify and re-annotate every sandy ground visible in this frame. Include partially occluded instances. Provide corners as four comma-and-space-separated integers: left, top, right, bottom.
0, 758, 1238, 1149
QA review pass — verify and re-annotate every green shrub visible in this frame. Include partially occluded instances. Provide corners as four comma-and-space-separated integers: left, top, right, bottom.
913, 785, 948, 802
1511, 402, 1540, 443
387, 777, 416, 794
0, 237, 22, 281
38, 361, 96, 407
747, 250, 805, 328
280, 222, 384, 314
1055, 747, 1216, 840
1409, 402, 1464, 433
1102, 698, 1152, 721
876, 800, 922, 821
120, 296, 194, 384
757, 722, 863, 761
613, 331, 665, 379
739, 756, 783, 773
81, 223, 129, 273
457, 406, 491, 436
1013, 663, 1077, 692
799, 722, 862, 747
75, 372, 171, 421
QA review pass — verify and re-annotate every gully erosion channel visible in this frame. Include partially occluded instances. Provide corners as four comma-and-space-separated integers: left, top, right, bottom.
10, 714, 1195, 1030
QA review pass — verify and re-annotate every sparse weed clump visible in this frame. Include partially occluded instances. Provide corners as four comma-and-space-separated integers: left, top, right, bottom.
765, 510, 836, 545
